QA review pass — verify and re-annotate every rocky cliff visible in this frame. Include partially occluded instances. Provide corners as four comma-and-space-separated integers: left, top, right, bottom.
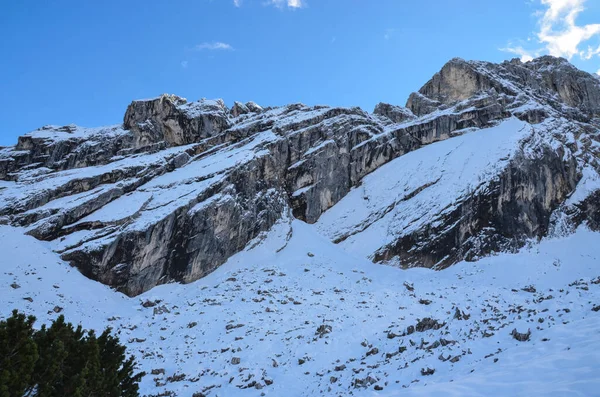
1, 56, 599, 295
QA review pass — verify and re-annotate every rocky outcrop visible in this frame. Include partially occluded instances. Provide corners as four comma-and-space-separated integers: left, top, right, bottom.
407, 56, 600, 119
246, 101, 264, 113
0, 125, 134, 179
123, 94, 232, 147
407, 58, 509, 114
1, 56, 599, 295
61, 154, 287, 296
573, 190, 600, 231
230, 101, 264, 118
373, 103, 415, 124
230, 101, 250, 118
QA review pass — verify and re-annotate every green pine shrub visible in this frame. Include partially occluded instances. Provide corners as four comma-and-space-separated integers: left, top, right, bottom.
0, 310, 144, 397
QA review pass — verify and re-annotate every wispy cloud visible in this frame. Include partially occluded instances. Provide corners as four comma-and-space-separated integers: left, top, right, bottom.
233, 0, 242, 6
266, 0, 305, 9
582, 44, 600, 60
181, 60, 188, 68
500, 44, 539, 62
194, 42, 234, 51
502, 0, 600, 62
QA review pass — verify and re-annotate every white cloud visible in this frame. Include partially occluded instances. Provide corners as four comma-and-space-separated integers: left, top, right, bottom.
500, 45, 538, 62
597, 68, 600, 75
266, 0, 305, 9
194, 42, 234, 51
181, 61, 188, 68
538, 0, 600, 59
236, 0, 305, 9
502, 0, 600, 62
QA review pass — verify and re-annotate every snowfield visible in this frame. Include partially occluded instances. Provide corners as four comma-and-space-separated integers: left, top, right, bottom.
1, 217, 599, 396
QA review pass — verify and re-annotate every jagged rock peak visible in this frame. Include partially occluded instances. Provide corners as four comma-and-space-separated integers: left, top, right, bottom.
245, 101, 263, 113
231, 101, 250, 117
373, 102, 415, 124
406, 55, 600, 118
230, 100, 264, 117
123, 94, 231, 147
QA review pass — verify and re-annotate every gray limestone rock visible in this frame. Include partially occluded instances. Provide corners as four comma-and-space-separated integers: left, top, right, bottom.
373, 103, 416, 124
230, 101, 250, 118
123, 94, 232, 147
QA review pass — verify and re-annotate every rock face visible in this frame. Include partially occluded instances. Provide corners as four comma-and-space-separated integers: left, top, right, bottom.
1, 56, 599, 295
123, 95, 232, 147
407, 56, 600, 119
373, 103, 415, 124
375, 137, 579, 268
0, 124, 132, 179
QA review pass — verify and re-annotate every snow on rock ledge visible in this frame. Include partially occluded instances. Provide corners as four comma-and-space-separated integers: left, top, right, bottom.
316, 117, 579, 268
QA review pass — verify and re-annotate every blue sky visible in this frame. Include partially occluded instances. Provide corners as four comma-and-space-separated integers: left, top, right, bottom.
1, 0, 599, 145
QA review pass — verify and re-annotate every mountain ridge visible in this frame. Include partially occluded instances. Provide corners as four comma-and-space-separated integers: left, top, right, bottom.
1, 55, 599, 296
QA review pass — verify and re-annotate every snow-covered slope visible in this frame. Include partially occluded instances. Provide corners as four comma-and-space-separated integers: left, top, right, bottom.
1, 55, 600, 396
316, 117, 532, 262
2, 219, 600, 396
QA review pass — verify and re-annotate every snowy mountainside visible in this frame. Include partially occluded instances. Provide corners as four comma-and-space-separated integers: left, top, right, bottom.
316, 117, 532, 264
2, 219, 600, 396
1, 56, 599, 296
1, 55, 600, 395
